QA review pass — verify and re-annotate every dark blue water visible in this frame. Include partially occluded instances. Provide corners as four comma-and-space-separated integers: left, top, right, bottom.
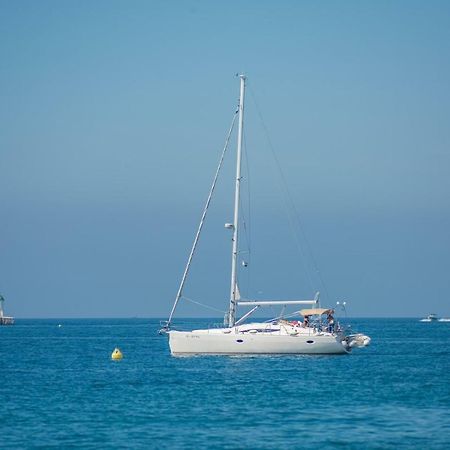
1, 318, 449, 449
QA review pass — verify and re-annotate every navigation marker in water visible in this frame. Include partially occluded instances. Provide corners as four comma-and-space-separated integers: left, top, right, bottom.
111, 348, 123, 360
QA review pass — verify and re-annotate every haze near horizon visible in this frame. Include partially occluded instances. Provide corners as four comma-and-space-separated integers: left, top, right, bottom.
1, 1, 449, 319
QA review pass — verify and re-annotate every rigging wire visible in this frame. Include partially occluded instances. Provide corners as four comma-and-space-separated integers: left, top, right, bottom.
166, 107, 239, 327
238, 132, 252, 300
243, 130, 252, 256
181, 296, 227, 314
248, 84, 332, 303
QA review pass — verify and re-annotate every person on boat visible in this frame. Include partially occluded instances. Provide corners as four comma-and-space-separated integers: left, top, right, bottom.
303, 316, 310, 328
327, 312, 335, 333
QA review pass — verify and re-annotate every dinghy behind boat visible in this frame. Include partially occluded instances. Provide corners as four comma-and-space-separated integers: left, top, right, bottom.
345, 333, 371, 348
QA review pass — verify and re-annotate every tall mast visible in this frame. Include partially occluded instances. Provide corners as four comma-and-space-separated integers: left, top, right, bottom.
227, 74, 246, 327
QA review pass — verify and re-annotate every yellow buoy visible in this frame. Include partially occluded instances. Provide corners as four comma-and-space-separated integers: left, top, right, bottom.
111, 348, 123, 360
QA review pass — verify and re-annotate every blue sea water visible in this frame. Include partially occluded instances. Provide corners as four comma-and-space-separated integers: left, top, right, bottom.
1, 318, 449, 449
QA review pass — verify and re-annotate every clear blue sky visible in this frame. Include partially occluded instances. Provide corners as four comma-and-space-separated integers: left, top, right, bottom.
1, 0, 449, 318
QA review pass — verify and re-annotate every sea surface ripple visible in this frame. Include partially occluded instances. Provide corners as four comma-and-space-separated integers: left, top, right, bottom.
1, 318, 449, 449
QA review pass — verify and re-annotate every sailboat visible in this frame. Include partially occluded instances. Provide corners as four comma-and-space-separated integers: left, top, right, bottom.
161, 75, 370, 355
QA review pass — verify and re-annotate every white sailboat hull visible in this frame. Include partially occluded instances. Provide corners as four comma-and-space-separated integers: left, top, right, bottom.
168, 330, 349, 355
